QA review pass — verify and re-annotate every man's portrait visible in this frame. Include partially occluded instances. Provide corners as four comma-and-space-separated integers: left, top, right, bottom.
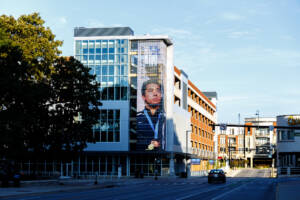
136, 79, 165, 151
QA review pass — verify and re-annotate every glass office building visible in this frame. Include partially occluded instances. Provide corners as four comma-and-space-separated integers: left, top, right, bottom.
71, 27, 217, 177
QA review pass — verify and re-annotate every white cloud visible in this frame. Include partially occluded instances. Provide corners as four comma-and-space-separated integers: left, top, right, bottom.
221, 12, 244, 21
280, 35, 295, 41
228, 31, 251, 39
59, 17, 67, 24
86, 20, 105, 28
152, 28, 191, 39
219, 95, 249, 102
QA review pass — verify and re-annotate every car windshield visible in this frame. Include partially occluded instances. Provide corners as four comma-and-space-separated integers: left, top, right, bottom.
210, 170, 223, 174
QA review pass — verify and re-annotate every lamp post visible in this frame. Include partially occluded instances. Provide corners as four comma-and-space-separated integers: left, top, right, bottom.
256, 110, 260, 134
185, 130, 192, 177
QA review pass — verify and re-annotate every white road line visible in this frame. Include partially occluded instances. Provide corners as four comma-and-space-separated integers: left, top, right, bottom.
20, 197, 41, 200
176, 185, 227, 200
211, 184, 245, 200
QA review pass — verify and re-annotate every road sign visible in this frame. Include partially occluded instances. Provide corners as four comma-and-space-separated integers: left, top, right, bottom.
220, 124, 227, 131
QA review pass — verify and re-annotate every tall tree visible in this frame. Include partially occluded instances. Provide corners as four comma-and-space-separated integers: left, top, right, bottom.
0, 13, 62, 80
0, 44, 51, 159
46, 57, 101, 157
0, 13, 101, 160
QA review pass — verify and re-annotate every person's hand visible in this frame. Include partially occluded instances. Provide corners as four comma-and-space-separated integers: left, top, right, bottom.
151, 140, 160, 148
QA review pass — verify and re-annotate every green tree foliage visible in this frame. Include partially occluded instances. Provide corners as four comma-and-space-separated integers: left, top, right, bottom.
47, 57, 101, 156
0, 13, 101, 160
0, 13, 63, 79
0, 44, 51, 159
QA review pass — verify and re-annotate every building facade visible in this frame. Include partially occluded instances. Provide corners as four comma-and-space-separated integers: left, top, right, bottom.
70, 27, 217, 177
217, 127, 245, 168
244, 117, 276, 167
277, 115, 300, 175
174, 67, 217, 175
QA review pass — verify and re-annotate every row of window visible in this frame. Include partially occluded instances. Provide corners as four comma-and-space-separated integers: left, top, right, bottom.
88, 65, 128, 76
191, 125, 213, 140
188, 88, 214, 115
219, 136, 244, 146
79, 47, 127, 55
76, 54, 128, 64
189, 105, 214, 126
191, 141, 213, 152
75, 39, 128, 54
100, 86, 128, 101
278, 130, 295, 141
93, 110, 120, 142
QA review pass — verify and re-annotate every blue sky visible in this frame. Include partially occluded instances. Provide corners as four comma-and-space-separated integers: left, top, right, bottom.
1, 0, 300, 123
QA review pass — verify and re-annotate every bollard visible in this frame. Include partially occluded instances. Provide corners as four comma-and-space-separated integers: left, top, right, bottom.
94, 173, 98, 185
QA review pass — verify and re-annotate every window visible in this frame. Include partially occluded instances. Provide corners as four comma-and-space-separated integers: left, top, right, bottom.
80, 39, 129, 101
94, 109, 120, 142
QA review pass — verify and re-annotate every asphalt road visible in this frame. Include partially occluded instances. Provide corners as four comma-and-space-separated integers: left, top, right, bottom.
4, 169, 277, 200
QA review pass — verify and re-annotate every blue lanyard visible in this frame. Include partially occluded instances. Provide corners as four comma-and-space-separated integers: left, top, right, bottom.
144, 110, 161, 139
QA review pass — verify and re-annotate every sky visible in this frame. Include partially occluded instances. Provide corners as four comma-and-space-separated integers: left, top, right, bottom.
1, 0, 300, 123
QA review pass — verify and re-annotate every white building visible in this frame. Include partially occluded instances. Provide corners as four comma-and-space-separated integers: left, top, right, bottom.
71, 27, 217, 177
277, 115, 300, 175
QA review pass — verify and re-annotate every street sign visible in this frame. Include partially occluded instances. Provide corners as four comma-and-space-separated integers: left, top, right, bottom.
191, 159, 201, 165
220, 124, 227, 131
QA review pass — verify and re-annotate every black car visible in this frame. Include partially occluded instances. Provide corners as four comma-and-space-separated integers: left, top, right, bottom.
208, 169, 226, 183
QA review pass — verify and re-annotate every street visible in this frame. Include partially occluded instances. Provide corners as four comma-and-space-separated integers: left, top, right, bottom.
2, 169, 280, 200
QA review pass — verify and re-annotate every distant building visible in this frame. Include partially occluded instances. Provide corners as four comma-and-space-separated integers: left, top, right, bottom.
217, 127, 245, 167
277, 115, 300, 175
244, 117, 276, 168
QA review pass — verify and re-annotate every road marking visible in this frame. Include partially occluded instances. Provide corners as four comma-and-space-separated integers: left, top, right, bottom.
20, 197, 41, 200
175, 184, 231, 200
211, 184, 245, 200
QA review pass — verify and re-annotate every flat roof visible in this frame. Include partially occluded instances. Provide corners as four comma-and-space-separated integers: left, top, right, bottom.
74, 27, 134, 37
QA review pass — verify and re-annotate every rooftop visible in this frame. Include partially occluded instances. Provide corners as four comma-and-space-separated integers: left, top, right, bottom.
74, 27, 134, 37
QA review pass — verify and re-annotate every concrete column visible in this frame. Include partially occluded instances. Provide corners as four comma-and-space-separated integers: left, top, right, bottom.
287, 167, 291, 175
126, 156, 130, 177
112, 156, 116, 175
250, 157, 253, 168
78, 156, 81, 176
292, 154, 296, 167
169, 154, 175, 176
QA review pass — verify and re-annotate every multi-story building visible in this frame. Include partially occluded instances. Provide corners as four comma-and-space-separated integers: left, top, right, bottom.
277, 115, 300, 175
173, 67, 217, 175
70, 27, 217, 177
217, 127, 245, 168
244, 117, 276, 167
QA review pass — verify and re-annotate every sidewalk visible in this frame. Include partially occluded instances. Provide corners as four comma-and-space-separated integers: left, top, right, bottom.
0, 176, 207, 198
276, 179, 300, 200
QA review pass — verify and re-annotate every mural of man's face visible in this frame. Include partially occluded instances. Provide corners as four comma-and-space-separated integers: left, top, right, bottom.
142, 83, 162, 107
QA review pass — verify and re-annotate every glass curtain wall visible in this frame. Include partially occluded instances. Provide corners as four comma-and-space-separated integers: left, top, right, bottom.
75, 39, 129, 101
75, 39, 129, 143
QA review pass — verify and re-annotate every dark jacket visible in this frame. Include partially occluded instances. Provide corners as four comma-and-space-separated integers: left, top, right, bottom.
136, 108, 165, 151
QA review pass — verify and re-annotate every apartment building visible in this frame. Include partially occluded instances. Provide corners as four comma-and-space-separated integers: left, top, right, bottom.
217, 127, 245, 167
174, 67, 217, 175
277, 115, 300, 175
244, 117, 276, 167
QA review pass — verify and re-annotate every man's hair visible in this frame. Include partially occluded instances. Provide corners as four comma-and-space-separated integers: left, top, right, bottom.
141, 79, 161, 96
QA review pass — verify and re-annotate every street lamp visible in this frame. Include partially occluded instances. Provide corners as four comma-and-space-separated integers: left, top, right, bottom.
255, 110, 260, 133
185, 130, 192, 177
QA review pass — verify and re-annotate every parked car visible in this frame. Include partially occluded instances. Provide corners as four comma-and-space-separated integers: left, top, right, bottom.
208, 169, 226, 183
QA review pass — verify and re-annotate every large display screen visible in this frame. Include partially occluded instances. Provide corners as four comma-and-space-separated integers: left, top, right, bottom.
136, 41, 167, 151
